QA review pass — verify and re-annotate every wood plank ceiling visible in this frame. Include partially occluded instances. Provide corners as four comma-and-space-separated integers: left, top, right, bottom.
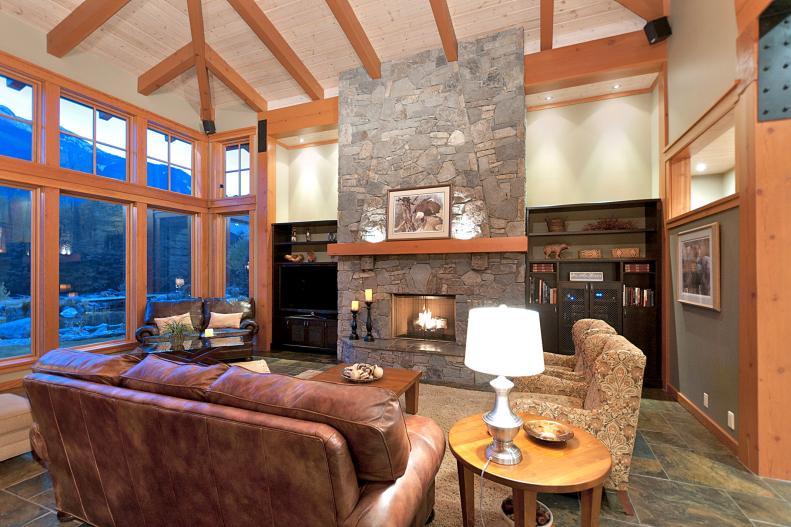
0, 0, 653, 116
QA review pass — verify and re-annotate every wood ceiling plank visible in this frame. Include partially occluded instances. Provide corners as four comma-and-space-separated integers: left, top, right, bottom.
138, 43, 195, 95
429, 0, 458, 61
613, 0, 663, 21
205, 45, 267, 112
540, 0, 554, 50
46, 0, 131, 57
524, 30, 666, 94
187, 0, 213, 122
225, 0, 324, 100
325, 0, 381, 78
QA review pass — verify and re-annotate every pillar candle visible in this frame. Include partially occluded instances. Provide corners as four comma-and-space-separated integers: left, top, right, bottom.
364, 289, 373, 302
351, 300, 360, 312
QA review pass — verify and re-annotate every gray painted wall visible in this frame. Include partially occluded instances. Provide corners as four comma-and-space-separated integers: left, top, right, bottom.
668, 207, 739, 437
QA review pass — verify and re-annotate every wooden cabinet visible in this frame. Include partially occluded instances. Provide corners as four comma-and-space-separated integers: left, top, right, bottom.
275, 315, 337, 353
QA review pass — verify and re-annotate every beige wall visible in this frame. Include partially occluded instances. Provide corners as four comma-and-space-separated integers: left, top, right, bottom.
667, 0, 738, 143
0, 12, 256, 132
525, 93, 655, 207
275, 143, 339, 222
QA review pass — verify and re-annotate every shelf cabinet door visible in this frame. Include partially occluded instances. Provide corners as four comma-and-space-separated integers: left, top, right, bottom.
589, 282, 623, 333
558, 282, 589, 354
287, 319, 308, 346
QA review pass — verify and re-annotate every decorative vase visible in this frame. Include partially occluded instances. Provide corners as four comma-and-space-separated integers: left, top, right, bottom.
545, 218, 566, 232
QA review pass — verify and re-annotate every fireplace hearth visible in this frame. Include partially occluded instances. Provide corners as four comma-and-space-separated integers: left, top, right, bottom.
391, 294, 456, 342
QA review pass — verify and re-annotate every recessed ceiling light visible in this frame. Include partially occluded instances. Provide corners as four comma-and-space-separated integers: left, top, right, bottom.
613, 84, 622, 90
299, 137, 304, 143
695, 162, 708, 173
545, 95, 553, 101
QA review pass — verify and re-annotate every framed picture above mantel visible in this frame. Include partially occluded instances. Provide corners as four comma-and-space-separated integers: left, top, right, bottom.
386, 185, 451, 240
677, 222, 721, 311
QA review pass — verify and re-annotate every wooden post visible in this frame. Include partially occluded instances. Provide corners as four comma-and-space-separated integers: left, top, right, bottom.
39, 187, 60, 355
130, 203, 147, 338
254, 118, 276, 351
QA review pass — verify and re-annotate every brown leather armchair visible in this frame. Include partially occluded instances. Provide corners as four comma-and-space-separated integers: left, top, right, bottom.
135, 297, 259, 342
25, 349, 444, 527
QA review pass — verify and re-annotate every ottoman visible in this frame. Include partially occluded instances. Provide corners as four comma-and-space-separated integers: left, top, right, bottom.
0, 393, 32, 461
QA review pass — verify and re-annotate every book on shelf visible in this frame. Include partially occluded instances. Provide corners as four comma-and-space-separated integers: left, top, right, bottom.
623, 285, 655, 307
531, 263, 556, 273
529, 277, 557, 305
624, 263, 651, 273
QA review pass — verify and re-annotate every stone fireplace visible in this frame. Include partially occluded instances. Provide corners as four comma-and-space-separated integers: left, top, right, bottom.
336, 28, 526, 385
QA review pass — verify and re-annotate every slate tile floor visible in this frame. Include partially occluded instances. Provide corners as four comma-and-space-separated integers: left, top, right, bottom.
2, 354, 791, 527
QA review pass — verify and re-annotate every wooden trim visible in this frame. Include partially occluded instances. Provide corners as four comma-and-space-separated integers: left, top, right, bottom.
524, 31, 666, 94
131, 203, 147, 336
46, 0, 130, 57
253, 131, 276, 351
328, 236, 529, 256
208, 127, 257, 143
325, 0, 381, 79
265, 97, 338, 138
194, 211, 210, 298
42, 81, 60, 168
735, 0, 773, 33
527, 88, 652, 112
137, 44, 195, 96
209, 196, 257, 214
205, 45, 267, 112
667, 155, 691, 218
667, 384, 739, 455
540, 0, 554, 51
613, 0, 663, 21
429, 0, 459, 61
0, 377, 25, 391
276, 138, 338, 150
665, 194, 739, 229
40, 187, 60, 355
226, 0, 323, 100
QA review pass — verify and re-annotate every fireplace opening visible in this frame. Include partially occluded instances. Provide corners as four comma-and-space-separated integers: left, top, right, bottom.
392, 294, 456, 342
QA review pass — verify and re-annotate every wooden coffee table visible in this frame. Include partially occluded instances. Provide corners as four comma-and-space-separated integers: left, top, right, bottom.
449, 413, 612, 527
311, 364, 422, 414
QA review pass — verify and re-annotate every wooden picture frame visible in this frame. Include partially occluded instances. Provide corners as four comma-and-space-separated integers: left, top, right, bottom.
677, 222, 721, 311
386, 185, 451, 241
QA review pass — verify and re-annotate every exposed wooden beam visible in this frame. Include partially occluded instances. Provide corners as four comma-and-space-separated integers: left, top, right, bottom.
735, 0, 774, 32
47, 0, 131, 57
187, 0, 213, 122
325, 0, 381, 79
429, 0, 458, 62
524, 31, 667, 94
205, 45, 267, 113
613, 0, 663, 21
540, 0, 554, 51
264, 97, 338, 138
226, 0, 323, 100
138, 44, 195, 95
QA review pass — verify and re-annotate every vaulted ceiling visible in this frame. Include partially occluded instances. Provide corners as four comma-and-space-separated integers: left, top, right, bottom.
0, 0, 656, 116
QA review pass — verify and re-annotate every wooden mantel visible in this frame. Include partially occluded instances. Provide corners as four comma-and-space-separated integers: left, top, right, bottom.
327, 236, 528, 256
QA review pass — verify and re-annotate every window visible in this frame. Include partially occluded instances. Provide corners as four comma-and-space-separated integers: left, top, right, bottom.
0, 185, 32, 359
59, 97, 127, 180
225, 215, 250, 298
59, 196, 126, 347
0, 73, 34, 161
224, 143, 251, 197
147, 209, 192, 299
147, 128, 193, 195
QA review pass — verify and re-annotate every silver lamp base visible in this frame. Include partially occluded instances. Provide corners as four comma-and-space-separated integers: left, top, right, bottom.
483, 375, 523, 465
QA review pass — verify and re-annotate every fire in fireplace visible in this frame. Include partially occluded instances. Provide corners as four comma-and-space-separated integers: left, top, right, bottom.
392, 294, 456, 342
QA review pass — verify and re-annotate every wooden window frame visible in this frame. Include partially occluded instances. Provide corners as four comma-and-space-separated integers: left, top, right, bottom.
0, 65, 41, 165
222, 140, 252, 198
216, 212, 253, 299
145, 205, 198, 299
145, 124, 196, 196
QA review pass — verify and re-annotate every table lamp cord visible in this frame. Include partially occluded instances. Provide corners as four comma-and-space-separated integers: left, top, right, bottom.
479, 455, 493, 527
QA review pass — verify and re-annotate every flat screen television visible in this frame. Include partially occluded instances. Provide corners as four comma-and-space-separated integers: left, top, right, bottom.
279, 265, 337, 312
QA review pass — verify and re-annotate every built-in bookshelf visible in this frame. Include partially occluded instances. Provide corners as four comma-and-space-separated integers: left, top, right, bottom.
526, 199, 662, 388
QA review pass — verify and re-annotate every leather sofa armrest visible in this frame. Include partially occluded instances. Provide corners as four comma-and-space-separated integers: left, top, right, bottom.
240, 319, 259, 335
135, 325, 158, 343
30, 422, 48, 467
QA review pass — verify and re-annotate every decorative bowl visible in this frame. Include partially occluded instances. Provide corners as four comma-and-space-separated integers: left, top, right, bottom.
523, 419, 574, 443
342, 363, 383, 383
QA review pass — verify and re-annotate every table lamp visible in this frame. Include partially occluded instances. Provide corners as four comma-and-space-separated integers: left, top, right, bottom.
465, 305, 544, 465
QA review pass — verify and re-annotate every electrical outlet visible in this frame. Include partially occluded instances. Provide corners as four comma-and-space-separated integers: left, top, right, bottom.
728, 411, 735, 430
703, 393, 709, 408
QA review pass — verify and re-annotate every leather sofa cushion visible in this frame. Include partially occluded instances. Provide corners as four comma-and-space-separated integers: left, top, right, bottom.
121, 355, 229, 401
207, 367, 411, 482
33, 349, 140, 386
145, 299, 204, 331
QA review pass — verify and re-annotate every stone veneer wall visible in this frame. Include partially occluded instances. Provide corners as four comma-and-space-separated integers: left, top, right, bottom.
336, 28, 526, 374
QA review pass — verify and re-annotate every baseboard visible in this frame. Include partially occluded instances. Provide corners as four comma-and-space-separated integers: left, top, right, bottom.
666, 384, 739, 455
0, 377, 24, 392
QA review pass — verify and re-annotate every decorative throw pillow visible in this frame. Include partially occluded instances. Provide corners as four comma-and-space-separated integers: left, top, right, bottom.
208, 311, 244, 329
154, 312, 194, 334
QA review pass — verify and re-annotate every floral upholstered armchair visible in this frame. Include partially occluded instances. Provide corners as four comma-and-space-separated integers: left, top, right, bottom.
513, 334, 646, 513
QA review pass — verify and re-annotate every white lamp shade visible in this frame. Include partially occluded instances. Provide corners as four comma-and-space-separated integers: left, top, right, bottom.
464, 306, 545, 377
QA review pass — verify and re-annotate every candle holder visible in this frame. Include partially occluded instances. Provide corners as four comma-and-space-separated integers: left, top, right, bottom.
364, 301, 375, 342
350, 310, 360, 340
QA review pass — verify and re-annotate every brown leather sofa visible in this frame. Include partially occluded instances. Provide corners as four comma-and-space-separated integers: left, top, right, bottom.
25, 349, 444, 527
135, 297, 258, 342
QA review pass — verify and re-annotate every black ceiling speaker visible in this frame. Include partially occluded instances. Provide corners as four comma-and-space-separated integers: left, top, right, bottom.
257, 119, 268, 152
644, 17, 672, 44
202, 119, 216, 135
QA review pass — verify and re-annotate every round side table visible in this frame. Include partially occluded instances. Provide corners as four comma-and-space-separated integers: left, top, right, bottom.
449, 413, 612, 527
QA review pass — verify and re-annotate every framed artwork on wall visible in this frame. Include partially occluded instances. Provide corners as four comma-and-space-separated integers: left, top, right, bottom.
677, 222, 721, 311
386, 185, 451, 240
